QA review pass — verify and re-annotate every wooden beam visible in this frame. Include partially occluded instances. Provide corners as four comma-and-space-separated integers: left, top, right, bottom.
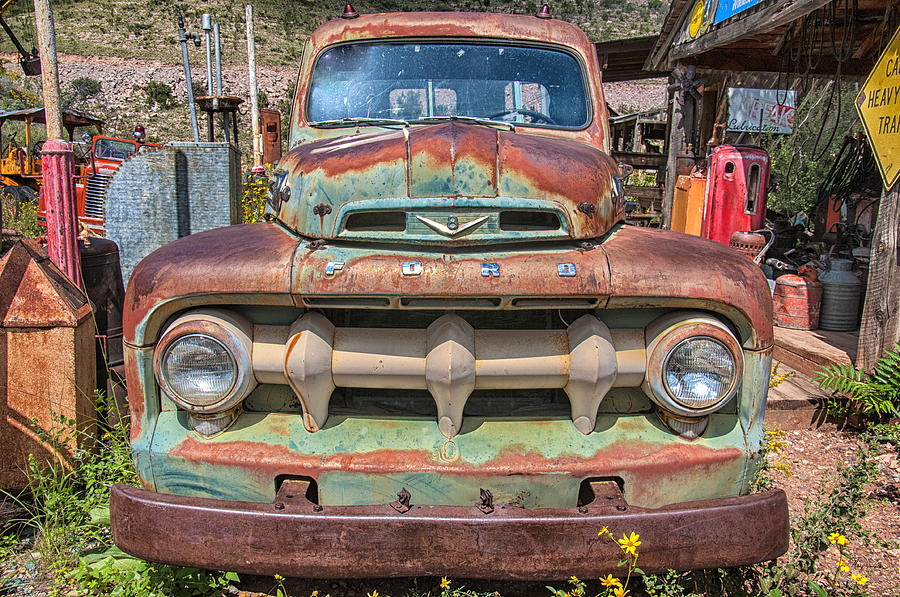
611, 151, 667, 168
857, 185, 900, 371
662, 81, 684, 229
688, 53, 874, 78
624, 185, 664, 199
645, 0, 694, 71
669, 0, 833, 61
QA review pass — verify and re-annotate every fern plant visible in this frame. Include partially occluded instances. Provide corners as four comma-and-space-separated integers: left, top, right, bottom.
813, 342, 900, 420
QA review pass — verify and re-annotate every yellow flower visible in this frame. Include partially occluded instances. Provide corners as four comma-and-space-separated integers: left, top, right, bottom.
569, 576, 579, 583
440, 577, 451, 589
837, 558, 849, 572
598, 526, 609, 536
312, 592, 319, 597
827, 532, 848, 545
368, 591, 379, 597
850, 573, 868, 585
613, 587, 629, 597
599, 574, 621, 587
274, 574, 284, 581
617, 531, 641, 556
572, 588, 583, 597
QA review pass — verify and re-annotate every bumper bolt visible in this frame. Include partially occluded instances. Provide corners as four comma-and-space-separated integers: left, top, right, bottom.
274, 502, 285, 510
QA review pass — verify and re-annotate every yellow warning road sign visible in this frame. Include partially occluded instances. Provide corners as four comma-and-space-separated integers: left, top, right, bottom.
857, 25, 900, 190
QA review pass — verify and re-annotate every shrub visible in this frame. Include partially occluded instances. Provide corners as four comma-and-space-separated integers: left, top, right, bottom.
143, 81, 175, 109
70, 76, 102, 100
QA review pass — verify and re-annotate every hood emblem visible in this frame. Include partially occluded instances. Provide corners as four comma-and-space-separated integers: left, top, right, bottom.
416, 214, 488, 237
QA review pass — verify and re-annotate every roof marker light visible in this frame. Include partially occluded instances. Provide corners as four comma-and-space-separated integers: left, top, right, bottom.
342, 4, 359, 18
537, 4, 552, 18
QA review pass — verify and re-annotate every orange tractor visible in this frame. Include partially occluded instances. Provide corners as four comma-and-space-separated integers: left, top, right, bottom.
0, 107, 159, 231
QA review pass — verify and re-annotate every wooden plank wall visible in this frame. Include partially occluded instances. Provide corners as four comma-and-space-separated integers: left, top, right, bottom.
857, 185, 900, 371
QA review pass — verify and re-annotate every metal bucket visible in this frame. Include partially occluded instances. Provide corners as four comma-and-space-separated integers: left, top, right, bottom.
818, 259, 861, 331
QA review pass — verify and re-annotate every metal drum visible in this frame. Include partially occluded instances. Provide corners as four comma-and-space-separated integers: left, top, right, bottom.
818, 259, 861, 331
773, 272, 822, 330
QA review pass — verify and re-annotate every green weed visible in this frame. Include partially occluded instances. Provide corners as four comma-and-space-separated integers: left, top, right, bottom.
813, 342, 900, 421
0, 391, 237, 596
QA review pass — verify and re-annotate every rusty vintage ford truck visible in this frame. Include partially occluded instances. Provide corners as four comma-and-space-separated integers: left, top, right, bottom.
111, 9, 789, 579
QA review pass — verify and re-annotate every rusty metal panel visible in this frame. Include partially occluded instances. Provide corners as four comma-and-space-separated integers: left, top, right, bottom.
123, 222, 298, 346
274, 123, 621, 243
601, 224, 774, 350
291, 240, 611, 299
0, 241, 96, 489
111, 483, 788, 579
147, 408, 750, 509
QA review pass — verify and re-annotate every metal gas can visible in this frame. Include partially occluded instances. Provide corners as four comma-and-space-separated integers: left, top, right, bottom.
702, 145, 769, 245
773, 270, 823, 330
818, 259, 861, 331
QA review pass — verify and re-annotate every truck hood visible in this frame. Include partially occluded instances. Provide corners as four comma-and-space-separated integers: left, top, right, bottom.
270, 122, 623, 244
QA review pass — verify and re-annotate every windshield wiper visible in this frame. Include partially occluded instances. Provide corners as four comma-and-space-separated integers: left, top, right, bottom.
309, 117, 411, 128
413, 115, 516, 131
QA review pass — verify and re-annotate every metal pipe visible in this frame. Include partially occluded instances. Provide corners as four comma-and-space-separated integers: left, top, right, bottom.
202, 13, 213, 96
246, 4, 262, 170
34, 0, 80, 284
178, 14, 200, 142
214, 22, 230, 144
213, 23, 223, 95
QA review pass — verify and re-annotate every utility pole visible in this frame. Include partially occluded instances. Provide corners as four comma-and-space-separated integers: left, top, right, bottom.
34, 0, 81, 286
246, 4, 263, 171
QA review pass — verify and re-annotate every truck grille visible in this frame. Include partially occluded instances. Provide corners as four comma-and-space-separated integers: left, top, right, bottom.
84, 173, 112, 220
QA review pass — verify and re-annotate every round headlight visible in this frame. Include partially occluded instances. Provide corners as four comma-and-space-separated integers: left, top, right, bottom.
664, 337, 736, 409
161, 334, 237, 406
643, 311, 743, 418
153, 309, 257, 414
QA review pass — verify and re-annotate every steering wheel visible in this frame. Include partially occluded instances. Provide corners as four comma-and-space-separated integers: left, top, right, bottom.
488, 108, 556, 125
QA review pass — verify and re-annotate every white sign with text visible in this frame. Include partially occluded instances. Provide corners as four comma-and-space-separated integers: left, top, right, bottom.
727, 88, 796, 134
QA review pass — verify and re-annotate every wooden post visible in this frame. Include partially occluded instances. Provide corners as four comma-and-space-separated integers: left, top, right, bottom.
246, 4, 263, 172
857, 184, 900, 371
662, 76, 684, 228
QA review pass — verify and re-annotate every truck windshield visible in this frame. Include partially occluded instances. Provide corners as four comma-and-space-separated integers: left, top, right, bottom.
94, 138, 137, 161
307, 42, 589, 128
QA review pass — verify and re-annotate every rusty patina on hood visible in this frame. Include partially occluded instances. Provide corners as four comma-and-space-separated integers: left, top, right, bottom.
270, 122, 623, 243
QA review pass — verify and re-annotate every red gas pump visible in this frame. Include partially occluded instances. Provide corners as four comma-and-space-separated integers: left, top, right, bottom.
702, 145, 769, 245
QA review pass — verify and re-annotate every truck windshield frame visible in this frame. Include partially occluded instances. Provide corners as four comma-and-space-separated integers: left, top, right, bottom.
306, 40, 592, 130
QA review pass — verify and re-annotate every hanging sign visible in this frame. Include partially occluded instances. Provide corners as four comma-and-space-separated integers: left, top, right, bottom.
713, 0, 765, 24
855, 25, 900, 190
727, 88, 796, 134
